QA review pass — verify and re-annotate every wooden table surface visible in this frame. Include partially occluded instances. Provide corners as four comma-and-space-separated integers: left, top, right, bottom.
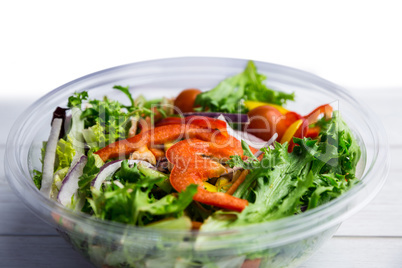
1, 88, 401, 268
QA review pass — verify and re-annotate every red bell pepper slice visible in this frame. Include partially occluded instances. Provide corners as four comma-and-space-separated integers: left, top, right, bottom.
304, 104, 333, 125
306, 126, 321, 139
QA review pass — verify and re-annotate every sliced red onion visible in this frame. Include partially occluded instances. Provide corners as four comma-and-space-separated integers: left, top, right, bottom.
52, 107, 69, 139
183, 112, 249, 124
57, 155, 87, 208
64, 113, 72, 136
40, 118, 63, 197
92, 160, 153, 190
68, 152, 85, 173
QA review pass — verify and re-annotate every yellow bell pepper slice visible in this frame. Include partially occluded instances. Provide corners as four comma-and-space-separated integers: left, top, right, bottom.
280, 119, 304, 144
244, 100, 289, 114
164, 141, 177, 152
216, 177, 231, 192
203, 182, 217, 192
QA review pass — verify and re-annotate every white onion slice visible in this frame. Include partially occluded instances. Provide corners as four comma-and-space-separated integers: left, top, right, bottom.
92, 160, 153, 190
40, 118, 63, 197
217, 115, 276, 149
57, 155, 87, 208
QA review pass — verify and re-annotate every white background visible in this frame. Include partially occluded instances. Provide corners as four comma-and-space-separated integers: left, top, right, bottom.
1, 0, 402, 100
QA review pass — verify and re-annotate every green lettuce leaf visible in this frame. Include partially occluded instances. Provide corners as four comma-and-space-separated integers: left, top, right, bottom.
87, 160, 196, 226
78, 150, 104, 193
32, 141, 47, 189
140, 184, 197, 216
68, 91, 88, 108
88, 177, 197, 226
55, 136, 76, 172
113, 85, 135, 108
33, 170, 43, 189
300, 111, 361, 209
194, 60, 294, 113
145, 216, 192, 230
227, 140, 261, 170
112, 160, 143, 183
67, 88, 156, 152
81, 98, 128, 138
82, 121, 108, 151
77, 87, 148, 149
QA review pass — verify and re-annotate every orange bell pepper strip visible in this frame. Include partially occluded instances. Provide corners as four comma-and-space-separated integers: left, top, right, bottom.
156, 116, 228, 134
95, 116, 229, 162
149, 147, 165, 161
95, 124, 216, 162
154, 117, 182, 126
166, 137, 249, 212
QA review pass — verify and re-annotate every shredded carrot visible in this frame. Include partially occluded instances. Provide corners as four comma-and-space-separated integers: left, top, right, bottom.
191, 221, 203, 230
226, 170, 249, 195
149, 147, 165, 160
241, 258, 262, 268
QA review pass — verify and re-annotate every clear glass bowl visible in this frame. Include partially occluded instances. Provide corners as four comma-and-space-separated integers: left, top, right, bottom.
5, 57, 389, 268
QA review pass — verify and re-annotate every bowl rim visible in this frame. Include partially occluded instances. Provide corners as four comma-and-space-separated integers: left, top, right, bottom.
5, 56, 390, 246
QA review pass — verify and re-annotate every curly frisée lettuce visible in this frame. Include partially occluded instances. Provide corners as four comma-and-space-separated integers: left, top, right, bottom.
201, 112, 360, 230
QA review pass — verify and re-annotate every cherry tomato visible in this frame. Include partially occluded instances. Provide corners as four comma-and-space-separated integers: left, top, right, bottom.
174, 88, 201, 113
246, 106, 288, 141
246, 106, 303, 141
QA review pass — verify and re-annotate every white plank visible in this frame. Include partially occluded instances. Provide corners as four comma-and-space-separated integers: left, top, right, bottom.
390, 146, 402, 172
0, 146, 5, 183
335, 147, 402, 236
1, 144, 57, 235
353, 89, 402, 146
0, 186, 57, 236
0, 236, 93, 268
302, 237, 402, 268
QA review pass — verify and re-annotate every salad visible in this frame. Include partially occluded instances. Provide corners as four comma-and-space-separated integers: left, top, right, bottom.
33, 60, 361, 232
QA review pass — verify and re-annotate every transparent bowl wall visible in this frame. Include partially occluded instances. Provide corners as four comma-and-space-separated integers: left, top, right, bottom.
5, 57, 389, 268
